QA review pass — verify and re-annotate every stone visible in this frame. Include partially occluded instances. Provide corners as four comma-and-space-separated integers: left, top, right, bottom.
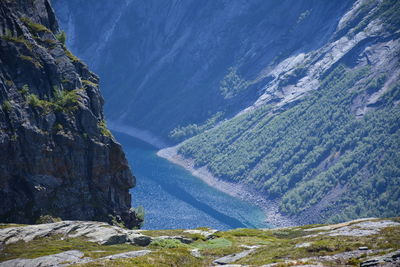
0, 250, 91, 267
0, 221, 151, 247
360, 250, 400, 267
191, 248, 201, 258
0, 249, 152, 267
213, 249, 254, 265
184, 229, 218, 239
295, 242, 312, 248
101, 250, 151, 260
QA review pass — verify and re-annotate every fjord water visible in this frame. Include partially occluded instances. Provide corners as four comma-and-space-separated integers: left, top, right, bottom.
114, 132, 270, 230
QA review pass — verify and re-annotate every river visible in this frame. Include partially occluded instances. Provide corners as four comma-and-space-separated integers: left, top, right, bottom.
114, 131, 271, 230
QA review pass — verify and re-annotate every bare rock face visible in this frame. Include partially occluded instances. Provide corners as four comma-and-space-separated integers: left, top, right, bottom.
0, 221, 152, 246
0, 0, 141, 228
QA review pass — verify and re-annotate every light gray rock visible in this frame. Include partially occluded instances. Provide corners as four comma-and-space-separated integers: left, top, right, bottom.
0, 221, 151, 246
184, 229, 218, 240
0, 249, 152, 267
360, 250, 400, 267
101, 250, 151, 260
295, 242, 312, 248
0, 250, 91, 267
304, 220, 400, 237
191, 248, 201, 258
213, 249, 254, 265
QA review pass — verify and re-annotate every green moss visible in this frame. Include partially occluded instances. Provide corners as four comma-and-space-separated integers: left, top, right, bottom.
55, 31, 67, 45
35, 215, 62, 224
75, 248, 202, 267
27, 89, 81, 114
150, 239, 189, 249
194, 238, 232, 250
19, 84, 29, 95
19, 55, 43, 68
20, 17, 51, 33
81, 79, 98, 88
64, 48, 80, 62
0, 236, 143, 262
1, 32, 33, 51
2, 100, 12, 112
10, 133, 18, 141
98, 120, 113, 137
0, 224, 27, 229
140, 229, 188, 237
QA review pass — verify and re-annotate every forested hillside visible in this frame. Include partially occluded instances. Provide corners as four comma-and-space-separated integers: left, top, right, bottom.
178, 0, 400, 222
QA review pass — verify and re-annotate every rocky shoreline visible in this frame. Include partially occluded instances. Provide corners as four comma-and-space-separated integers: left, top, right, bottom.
157, 145, 300, 228
108, 122, 304, 228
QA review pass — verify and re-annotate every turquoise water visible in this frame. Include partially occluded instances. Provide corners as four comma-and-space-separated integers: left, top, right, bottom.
114, 132, 271, 230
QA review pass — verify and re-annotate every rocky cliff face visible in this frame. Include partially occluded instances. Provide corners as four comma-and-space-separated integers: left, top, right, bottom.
0, 0, 141, 228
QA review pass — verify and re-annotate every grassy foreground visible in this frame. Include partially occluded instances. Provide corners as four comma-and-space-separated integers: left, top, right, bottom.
0, 217, 399, 266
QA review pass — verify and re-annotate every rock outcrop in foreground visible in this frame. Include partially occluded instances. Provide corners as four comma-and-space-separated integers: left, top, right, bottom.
0, 0, 140, 228
0, 218, 399, 266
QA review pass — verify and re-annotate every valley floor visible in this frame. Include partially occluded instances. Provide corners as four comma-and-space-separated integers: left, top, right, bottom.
0, 218, 399, 266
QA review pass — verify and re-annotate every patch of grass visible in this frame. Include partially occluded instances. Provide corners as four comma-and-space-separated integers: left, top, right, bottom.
35, 215, 61, 224
1, 32, 33, 51
150, 239, 189, 249
0, 236, 144, 262
19, 84, 29, 95
55, 31, 66, 45
98, 120, 112, 137
75, 248, 202, 267
27, 89, 81, 114
82, 80, 98, 88
19, 55, 43, 68
65, 48, 80, 62
194, 238, 232, 250
140, 229, 187, 237
20, 17, 51, 33
2, 100, 12, 112
0, 224, 27, 229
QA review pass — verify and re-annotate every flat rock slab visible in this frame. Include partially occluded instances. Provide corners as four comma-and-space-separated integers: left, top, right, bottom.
0, 221, 151, 246
102, 250, 151, 260
360, 249, 400, 267
213, 249, 255, 265
304, 220, 400, 237
0, 249, 152, 267
0, 250, 91, 267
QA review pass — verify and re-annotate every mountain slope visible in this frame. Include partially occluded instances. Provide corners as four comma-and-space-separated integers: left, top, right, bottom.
52, 0, 354, 140
176, 0, 400, 223
0, 0, 141, 228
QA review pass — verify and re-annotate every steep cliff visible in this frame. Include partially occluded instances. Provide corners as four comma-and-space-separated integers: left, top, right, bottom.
0, 0, 141, 228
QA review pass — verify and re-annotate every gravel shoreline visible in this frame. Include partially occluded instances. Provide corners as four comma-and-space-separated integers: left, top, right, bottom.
157, 145, 300, 228
108, 123, 301, 228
